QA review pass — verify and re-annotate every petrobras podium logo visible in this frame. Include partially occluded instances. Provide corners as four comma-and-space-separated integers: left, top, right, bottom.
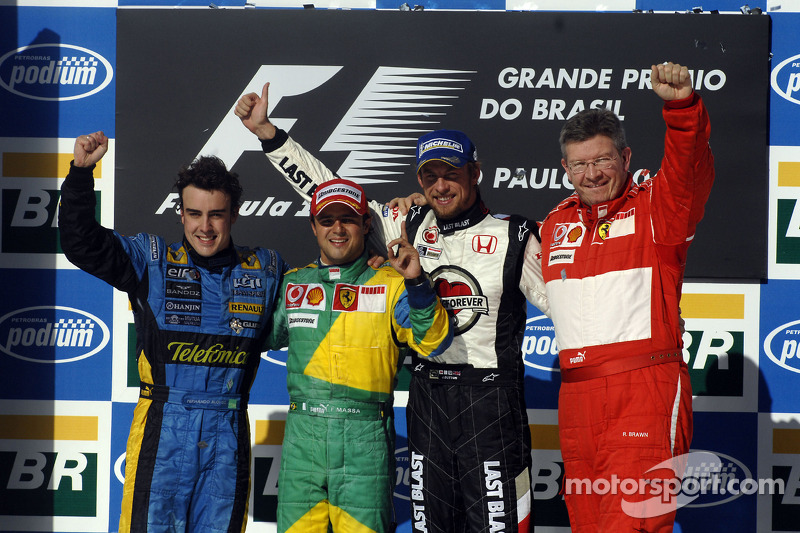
522, 314, 559, 372
394, 446, 411, 501
772, 54, 800, 106
0, 43, 113, 101
764, 319, 800, 374
0, 306, 110, 363
261, 346, 288, 367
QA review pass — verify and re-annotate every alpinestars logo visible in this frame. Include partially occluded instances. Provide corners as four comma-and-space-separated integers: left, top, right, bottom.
431, 265, 488, 336
201, 65, 475, 182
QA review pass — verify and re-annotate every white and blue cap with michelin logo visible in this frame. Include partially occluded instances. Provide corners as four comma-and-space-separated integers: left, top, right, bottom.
416, 129, 478, 172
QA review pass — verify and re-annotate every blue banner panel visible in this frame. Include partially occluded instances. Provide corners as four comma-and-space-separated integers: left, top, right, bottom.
676, 412, 759, 533
769, 13, 800, 147
522, 303, 560, 410
377, 0, 505, 9
251, 348, 290, 405
108, 401, 136, 533
760, 279, 800, 414
0, 268, 114, 401
0, 6, 116, 138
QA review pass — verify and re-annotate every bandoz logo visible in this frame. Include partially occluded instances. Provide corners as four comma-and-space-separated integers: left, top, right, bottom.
771, 53, 800, 105
764, 319, 800, 374
0, 305, 110, 363
0, 43, 113, 101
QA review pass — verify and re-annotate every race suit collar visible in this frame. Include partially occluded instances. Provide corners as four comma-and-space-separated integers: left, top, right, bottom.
315, 250, 370, 283
437, 193, 490, 235
183, 237, 238, 271
576, 174, 633, 226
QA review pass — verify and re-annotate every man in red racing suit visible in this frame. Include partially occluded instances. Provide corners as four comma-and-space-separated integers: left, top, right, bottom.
540, 62, 714, 532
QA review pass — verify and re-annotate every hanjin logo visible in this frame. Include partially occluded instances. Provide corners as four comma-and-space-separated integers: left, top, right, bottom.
0, 44, 113, 101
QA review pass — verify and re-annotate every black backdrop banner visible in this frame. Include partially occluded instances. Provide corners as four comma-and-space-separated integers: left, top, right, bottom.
117, 10, 769, 280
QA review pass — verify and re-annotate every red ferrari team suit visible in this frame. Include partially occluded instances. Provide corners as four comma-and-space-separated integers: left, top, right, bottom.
540, 93, 713, 532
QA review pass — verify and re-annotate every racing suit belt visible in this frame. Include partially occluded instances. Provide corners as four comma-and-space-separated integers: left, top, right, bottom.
289, 398, 388, 420
410, 355, 517, 386
139, 383, 247, 410
560, 350, 683, 383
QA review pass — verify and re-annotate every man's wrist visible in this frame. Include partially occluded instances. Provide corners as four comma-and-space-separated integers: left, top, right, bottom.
255, 123, 277, 141
405, 272, 431, 287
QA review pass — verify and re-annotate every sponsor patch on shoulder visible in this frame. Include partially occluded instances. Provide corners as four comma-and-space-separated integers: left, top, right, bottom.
552, 223, 585, 248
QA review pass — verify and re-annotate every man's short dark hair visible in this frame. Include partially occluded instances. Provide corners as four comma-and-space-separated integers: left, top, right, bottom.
174, 155, 243, 211
559, 109, 628, 159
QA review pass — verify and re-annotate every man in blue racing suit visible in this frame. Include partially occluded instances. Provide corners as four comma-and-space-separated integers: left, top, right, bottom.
59, 131, 287, 533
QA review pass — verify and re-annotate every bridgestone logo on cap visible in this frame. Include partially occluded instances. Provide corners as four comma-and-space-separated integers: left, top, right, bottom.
420, 138, 463, 154
317, 184, 362, 203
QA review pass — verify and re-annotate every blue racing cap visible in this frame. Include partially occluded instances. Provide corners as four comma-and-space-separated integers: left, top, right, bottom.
416, 129, 478, 172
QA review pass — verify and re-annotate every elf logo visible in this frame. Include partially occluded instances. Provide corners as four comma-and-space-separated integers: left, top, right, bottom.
0, 43, 113, 101
0, 306, 110, 363
764, 319, 800, 374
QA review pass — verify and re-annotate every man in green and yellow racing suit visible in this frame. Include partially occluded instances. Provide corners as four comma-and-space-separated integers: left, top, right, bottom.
263, 178, 452, 533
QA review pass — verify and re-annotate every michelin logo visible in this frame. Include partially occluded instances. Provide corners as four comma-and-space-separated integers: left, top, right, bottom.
420, 138, 462, 154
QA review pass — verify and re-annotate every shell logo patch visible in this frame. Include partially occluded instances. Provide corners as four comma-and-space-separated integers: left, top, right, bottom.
285, 283, 326, 310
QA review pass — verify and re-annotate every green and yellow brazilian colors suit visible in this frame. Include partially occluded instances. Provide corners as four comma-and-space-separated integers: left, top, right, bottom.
265, 252, 452, 533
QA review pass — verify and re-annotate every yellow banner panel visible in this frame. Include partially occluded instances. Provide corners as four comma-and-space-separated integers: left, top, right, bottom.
2, 152, 102, 178
529, 424, 560, 450
773, 428, 800, 454
778, 161, 800, 187
255, 420, 286, 445
0, 415, 98, 441
680, 293, 745, 320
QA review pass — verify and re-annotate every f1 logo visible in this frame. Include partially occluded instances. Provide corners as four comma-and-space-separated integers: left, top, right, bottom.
472, 235, 497, 254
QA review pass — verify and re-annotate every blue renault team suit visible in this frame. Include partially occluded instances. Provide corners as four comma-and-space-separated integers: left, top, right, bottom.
59, 162, 286, 533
